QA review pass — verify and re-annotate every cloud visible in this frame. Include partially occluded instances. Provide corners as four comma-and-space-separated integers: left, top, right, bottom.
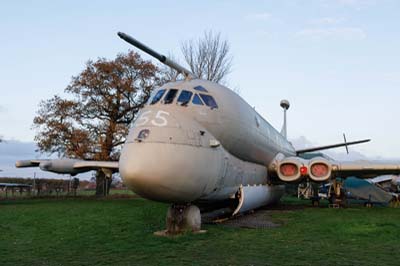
290, 136, 314, 150
335, 0, 374, 6
0, 140, 38, 160
0, 140, 39, 177
245, 12, 272, 21
309, 17, 346, 25
0, 140, 92, 179
295, 27, 367, 40
382, 72, 400, 83
321, 0, 377, 9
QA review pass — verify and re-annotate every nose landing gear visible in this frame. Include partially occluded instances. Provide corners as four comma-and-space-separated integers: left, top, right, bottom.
154, 204, 206, 236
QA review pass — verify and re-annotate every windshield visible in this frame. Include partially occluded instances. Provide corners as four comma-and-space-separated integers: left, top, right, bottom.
150, 89, 166, 105
199, 94, 218, 109
164, 89, 178, 104
194, 85, 208, 92
192, 94, 204, 105
177, 90, 193, 105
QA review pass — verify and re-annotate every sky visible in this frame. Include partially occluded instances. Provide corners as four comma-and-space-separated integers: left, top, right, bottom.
0, 0, 399, 177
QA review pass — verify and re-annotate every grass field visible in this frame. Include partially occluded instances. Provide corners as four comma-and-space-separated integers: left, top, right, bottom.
0, 189, 135, 199
1, 196, 400, 266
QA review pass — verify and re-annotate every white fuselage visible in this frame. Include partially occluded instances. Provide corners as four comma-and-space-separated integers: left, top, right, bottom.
119, 79, 296, 203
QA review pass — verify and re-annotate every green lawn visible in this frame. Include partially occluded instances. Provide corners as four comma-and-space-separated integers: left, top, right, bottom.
1, 197, 400, 266
0, 189, 135, 199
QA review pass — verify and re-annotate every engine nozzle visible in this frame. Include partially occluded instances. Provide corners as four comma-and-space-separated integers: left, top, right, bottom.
308, 157, 332, 182
277, 157, 308, 182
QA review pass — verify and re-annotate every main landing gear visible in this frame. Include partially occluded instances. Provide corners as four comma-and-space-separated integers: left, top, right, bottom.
328, 179, 347, 208
154, 204, 206, 236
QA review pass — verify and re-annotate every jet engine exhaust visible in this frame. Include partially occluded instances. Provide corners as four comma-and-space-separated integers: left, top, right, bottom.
275, 156, 333, 183
309, 158, 332, 182
277, 157, 307, 182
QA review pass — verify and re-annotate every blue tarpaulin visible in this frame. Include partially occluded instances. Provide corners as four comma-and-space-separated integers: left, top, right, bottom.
344, 177, 393, 204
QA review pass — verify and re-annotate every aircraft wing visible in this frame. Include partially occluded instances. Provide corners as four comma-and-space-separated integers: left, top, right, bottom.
332, 161, 400, 179
72, 160, 119, 170
15, 159, 45, 167
16, 159, 119, 176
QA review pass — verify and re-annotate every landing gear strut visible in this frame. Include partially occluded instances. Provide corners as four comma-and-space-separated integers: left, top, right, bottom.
328, 179, 346, 208
155, 204, 205, 236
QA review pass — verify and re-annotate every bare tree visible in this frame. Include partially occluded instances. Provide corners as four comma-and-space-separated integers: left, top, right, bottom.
181, 31, 233, 84
33, 51, 164, 196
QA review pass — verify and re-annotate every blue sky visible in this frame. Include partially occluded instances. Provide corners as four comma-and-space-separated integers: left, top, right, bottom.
0, 0, 399, 177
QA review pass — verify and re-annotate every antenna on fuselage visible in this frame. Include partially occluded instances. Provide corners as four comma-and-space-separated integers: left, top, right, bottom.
280, 99, 290, 139
117, 32, 194, 79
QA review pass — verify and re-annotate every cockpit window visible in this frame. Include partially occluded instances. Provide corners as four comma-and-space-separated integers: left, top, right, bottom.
150, 89, 166, 105
163, 89, 178, 104
194, 85, 208, 92
192, 94, 204, 105
199, 94, 218, 109
177, 90, 193, 106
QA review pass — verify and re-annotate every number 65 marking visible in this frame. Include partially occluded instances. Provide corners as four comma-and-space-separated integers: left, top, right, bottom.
135, 110, 170, 127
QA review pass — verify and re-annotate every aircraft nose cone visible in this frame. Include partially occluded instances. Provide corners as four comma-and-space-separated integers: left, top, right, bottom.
119, 142, 223, 203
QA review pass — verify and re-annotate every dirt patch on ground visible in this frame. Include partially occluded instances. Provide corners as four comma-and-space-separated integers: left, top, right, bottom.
204, 203, 309, 229
218, 210, 282, 229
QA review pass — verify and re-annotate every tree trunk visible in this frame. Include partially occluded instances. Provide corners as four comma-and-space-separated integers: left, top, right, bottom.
95, 171, 106, 197
95, 171, 113, 197
106, 178, 112, 195
94, 120, 115, 197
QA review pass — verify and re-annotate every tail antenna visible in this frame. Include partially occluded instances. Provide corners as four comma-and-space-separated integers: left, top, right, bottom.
280, 99, 290, 139
117, 32, 194, 79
